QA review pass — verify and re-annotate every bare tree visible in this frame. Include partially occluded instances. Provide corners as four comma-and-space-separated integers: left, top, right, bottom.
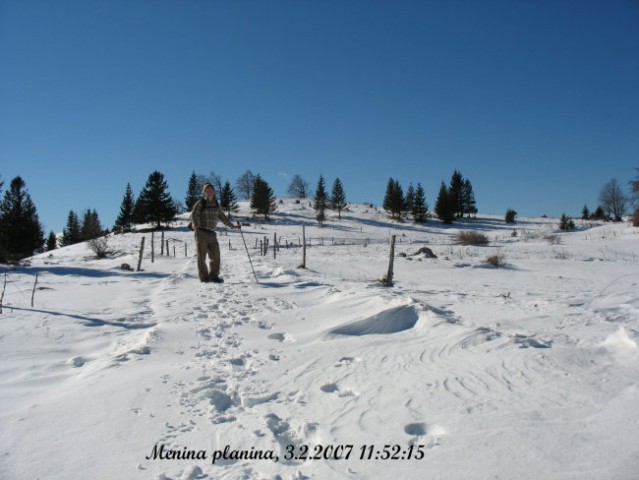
236, 170, 255, 200
599, 178, 628, 221
630, 167, 639, 205
287, 175, 309, 199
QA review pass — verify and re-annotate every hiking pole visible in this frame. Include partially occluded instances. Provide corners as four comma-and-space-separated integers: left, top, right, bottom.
238, 222, 258, 283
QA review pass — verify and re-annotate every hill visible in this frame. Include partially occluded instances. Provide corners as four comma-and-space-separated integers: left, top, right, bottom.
1, 201, 638, 479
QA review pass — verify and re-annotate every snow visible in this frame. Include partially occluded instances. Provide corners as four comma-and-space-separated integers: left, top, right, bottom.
1, 200, 638, 480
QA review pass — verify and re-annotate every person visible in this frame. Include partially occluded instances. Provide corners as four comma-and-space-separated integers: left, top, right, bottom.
191, 183, 240, 283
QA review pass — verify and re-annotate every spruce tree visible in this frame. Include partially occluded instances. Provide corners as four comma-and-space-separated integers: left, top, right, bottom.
330, 177, 347, 219
80, 209, 103, 240
413, 183, 428, 223
405, 183, 415, 220
435, 182, 454, 224
46, 231, 57, 251
250, 175, 276, 220
185, 171, 200, 211
113, 183, 135, 233
133, 171, 177, 229
449, 170, 465, 218
582, 205, 591, 220
314, 175, 329, 225
220, 181, 239, 219
461, 179, 477, 217
60, 211, 82, 246
0, 176, 45, 260
383, 178, 405, 219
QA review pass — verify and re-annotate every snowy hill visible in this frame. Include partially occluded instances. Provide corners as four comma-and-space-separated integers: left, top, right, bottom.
1, 201, 638, 480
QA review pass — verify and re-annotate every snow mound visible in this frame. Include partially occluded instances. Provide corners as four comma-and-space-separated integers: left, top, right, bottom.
328, 305, 420, 336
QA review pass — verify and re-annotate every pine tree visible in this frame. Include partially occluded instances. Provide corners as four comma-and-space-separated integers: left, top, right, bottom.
314, 175, 329, 225
383, 178, 405, 219
250, 175, 276, 220
0, 176, 45, 260
114, 183, 135, 233
413, 183, 428, 223
330, 177, 347, 219
405, 183, 415, 220
435, 182, 454, 224
133, 171, 177, 229
220, 181, 239, 219
449, 170, 465, 218
185, 171, 200, 211
80, 209, 103, 240
60, 211, 82, 246
46, 231, 57, 251
582, 205, 591, 220
461, 179, 477, 217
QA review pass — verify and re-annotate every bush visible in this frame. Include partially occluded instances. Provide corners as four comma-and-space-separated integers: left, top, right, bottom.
88, 237, 114, 259
505, 209, 517, 224
559, 214, 576, 231
455, 231, 489, 246
485, 254, 505, 267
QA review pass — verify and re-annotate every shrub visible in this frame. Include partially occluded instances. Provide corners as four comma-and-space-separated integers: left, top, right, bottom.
505, 209, 517, 224
485, 254, 505, 267
559, 214, 576, 231
455, 231, 489, 246
88, 237, 114, 259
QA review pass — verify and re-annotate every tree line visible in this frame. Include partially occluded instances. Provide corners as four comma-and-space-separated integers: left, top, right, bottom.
1, 167, 638, 263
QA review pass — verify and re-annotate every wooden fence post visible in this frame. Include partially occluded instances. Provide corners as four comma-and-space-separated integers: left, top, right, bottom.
382, 235, 396, 286
137, 236, 146, 272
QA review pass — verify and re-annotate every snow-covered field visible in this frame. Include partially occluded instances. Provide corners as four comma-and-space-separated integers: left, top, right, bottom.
1, 200, 638, 480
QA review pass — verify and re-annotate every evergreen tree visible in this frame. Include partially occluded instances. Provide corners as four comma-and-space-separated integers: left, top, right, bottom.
0, 176, 45, 261
582, 205, 591, 220
133, 171, 177, 229
236, 170, 256, 200
113, 183, 135, 233
413, 183, 428, 223
46, 231, 57, 251
80, 209, 103, 240
560, 213, 576, 231
405, 183, 415, 219
313, 175, 329, 225
185, 171, 200, 211
330, 177, 347, 219
461, 179, 477, 217
383, 178, 405, 219
505, 209, 517, 224
435, 182, 454, 224
60, 211, 82, 246
220, 181, 239, 219
449, 170, 465, 218
250, 175, 276, 220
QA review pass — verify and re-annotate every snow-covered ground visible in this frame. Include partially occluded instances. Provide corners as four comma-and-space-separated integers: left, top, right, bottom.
1, 200, 638, 480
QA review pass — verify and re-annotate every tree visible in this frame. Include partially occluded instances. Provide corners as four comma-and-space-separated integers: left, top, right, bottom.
46, 231, 57, 251
113, 183, 135, 233
405, 183, 415, 219
330, 178, 347, 219
80, 209, 103, 240
185, 172, 200, 211
413, 183, 428, 223
60, 211, 82, 246
133, 170, 177, 229
599, 178, 627, 221
313, 175, 329, 225
581, 205, 591, 220
461, 179, 477, 217
383, 178, 405, 219
434, 182, 454, 224
505, 209, 517, 224
250, 175, 276, 220
560, 213, 576, 231
449, 170, 465, 218
287, 175, 309, 199
0, 176, 45, 261
236, 170, 256, 200
220, 181, 239, 219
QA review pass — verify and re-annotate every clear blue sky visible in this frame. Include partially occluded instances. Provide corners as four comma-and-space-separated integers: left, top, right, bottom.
1, 0, 638, 233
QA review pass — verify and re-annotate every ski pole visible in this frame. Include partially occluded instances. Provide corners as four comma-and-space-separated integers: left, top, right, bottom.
238, 222, 258, 283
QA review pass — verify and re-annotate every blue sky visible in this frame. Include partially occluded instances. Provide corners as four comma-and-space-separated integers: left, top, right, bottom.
1, 0, 638, 233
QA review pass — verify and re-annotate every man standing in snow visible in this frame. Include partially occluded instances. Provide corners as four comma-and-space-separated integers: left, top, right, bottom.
191, 183, 240, 283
